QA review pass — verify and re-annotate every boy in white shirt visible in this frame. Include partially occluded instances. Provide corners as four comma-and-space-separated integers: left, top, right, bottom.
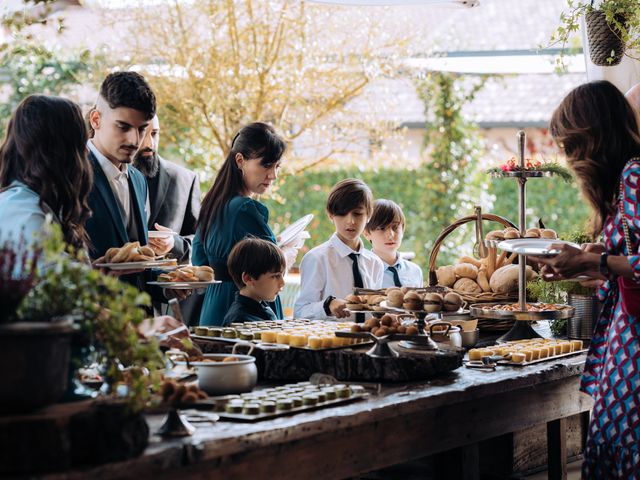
294, 179, 384, 320
364, 199, 423, 288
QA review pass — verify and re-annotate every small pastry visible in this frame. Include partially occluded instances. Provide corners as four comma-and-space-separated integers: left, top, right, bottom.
511, 352, 526, 363
243, 403, 260, 415
386, 288, 405, 307
570, 339, 583, 351
485, 229, 505, 241
540, 229, 558, 239
260, 401, 276, 413
423, 293, 443, 313
303, 394, 318, 406
503, 228, 520, 239
222, 328, 237, 338
524, 228, 541, 238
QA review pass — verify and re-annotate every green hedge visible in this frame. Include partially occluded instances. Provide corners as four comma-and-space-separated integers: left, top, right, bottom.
263, 167, 592, 274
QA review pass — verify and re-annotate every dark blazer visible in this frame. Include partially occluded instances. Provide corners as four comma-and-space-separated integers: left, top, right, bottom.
147, 156, 200, 263
86, 151, 149, 258
85, 151, 161, 300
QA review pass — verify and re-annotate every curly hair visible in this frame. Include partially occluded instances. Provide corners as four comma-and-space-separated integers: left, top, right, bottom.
0, 95, 93, 250
550, 80, 640, 236
99, 71, 156, 119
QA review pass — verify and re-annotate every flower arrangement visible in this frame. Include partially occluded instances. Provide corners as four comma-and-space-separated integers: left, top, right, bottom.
486, 157, 574, 182
0, 232, 42, 322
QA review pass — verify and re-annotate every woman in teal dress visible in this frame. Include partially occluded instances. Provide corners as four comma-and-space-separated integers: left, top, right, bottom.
193, 122, 290, 326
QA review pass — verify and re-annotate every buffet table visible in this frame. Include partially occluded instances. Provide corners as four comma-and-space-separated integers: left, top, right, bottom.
47, 354, 593, 480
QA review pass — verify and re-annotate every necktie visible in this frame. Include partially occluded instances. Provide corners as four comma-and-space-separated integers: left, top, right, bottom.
388, 265, 402, 287
348, 253, 365, 323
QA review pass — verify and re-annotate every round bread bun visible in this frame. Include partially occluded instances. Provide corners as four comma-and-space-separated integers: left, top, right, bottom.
485, 230, 505, 241
423, 293, 443, 313
387, 289, 404, 307
195, 270, 214, 281
540, 229, 558, 239
443, 292, 463, 311
454, 263, 478, 280
503, 229, 520, 239
453, 278, 482, 294
198, 265, 214, 274
524, 228, 541, 238
345, 294, 362, 303
404, 291, 423, 302
436, 265, 456, 287
403, 301, 423, 311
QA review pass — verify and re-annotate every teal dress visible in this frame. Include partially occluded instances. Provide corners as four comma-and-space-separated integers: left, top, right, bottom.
192, 195, 283, 326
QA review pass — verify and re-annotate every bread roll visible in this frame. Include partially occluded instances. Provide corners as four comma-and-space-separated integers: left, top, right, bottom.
423, 293, 443, 313
112, 241, 139, 263
458, 256, 482, 268
524, 228, 541, 238
503, 229, 520, 239
443, 292, 463, 311
195, 269, 214, 281
477, 269, 491, 292
387, 289, 404, 307
540, 229, 558, 239
436, 265, 456, 287
139, 245, 155, 257
345, 294, 362, 303
453, 278, 482, 294
104, 247, 119, 263
454, 263, 478, 280
485, 230, 505, 241
489, 264, 536, 293
403, 291, 422, 302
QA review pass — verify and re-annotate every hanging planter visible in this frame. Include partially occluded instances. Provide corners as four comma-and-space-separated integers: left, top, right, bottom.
585, 9, 627, 66
551, 0, 640, 69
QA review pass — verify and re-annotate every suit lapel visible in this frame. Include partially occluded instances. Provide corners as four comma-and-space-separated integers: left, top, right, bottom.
149, 162, 170, 228
129, 167, 149, 245
89, 152, 128, 244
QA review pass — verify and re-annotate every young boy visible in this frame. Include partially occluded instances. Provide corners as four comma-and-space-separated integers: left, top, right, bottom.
364, 199, 423, 288
223, 238, 286, 325
294, 178, 384, 321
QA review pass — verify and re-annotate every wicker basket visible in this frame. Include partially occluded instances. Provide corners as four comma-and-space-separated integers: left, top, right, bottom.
428, 213, 517, 331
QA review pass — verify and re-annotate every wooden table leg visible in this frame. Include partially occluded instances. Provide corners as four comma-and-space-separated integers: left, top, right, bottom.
433, 443, 479, 480
547, 417, 567, 480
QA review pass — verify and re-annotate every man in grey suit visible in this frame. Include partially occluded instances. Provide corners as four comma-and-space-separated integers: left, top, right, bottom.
135, 115, 202, 322
134, 115, 200, 263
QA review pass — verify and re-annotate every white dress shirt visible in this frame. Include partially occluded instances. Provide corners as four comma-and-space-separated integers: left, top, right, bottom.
88, 140, 131, 225
88, 141, 149, 224
294, 233, 384, 320
381, 256, 424, 288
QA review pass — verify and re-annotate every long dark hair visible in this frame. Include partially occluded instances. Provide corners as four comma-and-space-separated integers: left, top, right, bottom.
198, 122, 286, 242
550, 80, 640, 236
0, 95, 93, 250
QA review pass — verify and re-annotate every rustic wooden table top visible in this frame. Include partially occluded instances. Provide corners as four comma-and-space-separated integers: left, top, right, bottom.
47, 353, 593, 480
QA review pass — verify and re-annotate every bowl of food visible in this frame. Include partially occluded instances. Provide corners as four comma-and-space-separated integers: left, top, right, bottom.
172, 342, 258, 395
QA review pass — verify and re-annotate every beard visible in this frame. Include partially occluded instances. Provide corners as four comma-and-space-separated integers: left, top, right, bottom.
134, 150, 160, 178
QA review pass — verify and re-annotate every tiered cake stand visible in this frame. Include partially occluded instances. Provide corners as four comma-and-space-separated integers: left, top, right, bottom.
471, 131, 574, 343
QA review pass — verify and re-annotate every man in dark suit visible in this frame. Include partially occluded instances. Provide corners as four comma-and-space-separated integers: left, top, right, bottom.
134, 115, 200, 264
134, 115, 202, 322
85, 71, 174, 303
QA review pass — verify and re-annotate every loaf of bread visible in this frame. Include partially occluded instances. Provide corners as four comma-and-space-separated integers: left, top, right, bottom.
489, 264, 536, 294
454, 263, 478, 280
453, 278, 482, 294
436, 265, 457, 287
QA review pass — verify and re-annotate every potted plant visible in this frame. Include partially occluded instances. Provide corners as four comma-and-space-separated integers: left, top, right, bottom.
551, 0, 640, 66
1, 221, 164, 414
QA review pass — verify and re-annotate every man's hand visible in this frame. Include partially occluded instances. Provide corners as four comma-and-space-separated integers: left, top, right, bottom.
330, 298, 349, 318
148, 223, 175, 256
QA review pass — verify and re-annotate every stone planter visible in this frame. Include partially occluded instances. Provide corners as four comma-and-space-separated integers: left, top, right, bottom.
0, 319, 75, 413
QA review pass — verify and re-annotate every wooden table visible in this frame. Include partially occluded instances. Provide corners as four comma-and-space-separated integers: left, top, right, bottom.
48, 355, 593, 480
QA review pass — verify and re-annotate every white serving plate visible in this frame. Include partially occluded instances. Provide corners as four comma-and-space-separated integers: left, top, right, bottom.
148, 230, 178, 238
277, 214, 314, 247
497, 238, 580, 256
148, 280, 220, 289
95, 259, 177, 270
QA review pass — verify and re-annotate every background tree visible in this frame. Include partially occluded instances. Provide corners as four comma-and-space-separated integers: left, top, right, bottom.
121, 0, 407, 183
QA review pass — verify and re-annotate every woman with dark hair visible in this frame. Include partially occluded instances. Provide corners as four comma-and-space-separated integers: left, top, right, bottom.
532, 80, 640, 478
193, 122, 299, 326
0, 95, 93, 250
